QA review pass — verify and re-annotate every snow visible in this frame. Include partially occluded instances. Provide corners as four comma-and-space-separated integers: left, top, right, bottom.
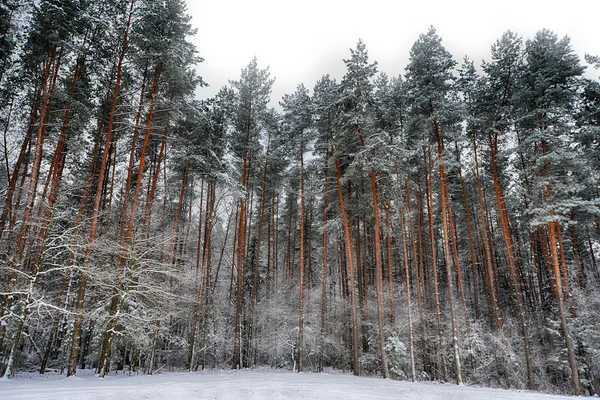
0, 369, 576, 400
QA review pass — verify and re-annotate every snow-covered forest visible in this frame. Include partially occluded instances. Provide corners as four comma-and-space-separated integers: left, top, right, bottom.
1, 0, 600, 397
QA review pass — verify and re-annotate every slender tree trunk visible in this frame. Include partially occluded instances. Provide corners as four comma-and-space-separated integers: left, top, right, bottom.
434, 123, 462, 385
541, 138, 581, 395
143, 121, 168, 235
307, 199, 314, 291
569, 219, 586, 289
297, 147, 306, 372
384, 204, 395, 325
250, 130, 271, 366
356, 205, 369, 354
188, 179, 206, 371
404, 177, 428, 374
201, 192, 215, 369
473, 134, 502, 329
233, 117, 251, 369
369, 166, 389, 379
399, 205, 417, 381
319, 154, 329, 373
148, 164, 190, 375
274, 194, 280, 292
333, 151, 360, 376
229, 205, 239, 301
424, 146, 447, 382
458, 166, 480, 320
490, 132, 534, 390
266, 190, 275, 296
356, 129, 389, 379
548, 217, 582, 395
1, 96, 14, 186
556, 222, 575, 317
448, 206, 470, 330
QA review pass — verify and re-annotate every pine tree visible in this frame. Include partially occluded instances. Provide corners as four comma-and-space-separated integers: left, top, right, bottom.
480, 30, 535, 390
404, 26, 462, 384
229, 57, 273, 369
281, 84, 312, 372
517, 29, 588, 396
337, 39, 389, 378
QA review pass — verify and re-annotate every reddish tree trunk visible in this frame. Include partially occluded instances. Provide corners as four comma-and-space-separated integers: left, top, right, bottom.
356, 129, 389, 379
424, 146, 447, 381
334, 151, 360, 376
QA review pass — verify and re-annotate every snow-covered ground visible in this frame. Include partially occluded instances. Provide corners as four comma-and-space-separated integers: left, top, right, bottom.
0, 369, 575, 400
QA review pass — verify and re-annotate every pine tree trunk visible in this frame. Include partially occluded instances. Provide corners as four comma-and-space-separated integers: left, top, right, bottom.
369, 167, 389, 379
490, 132, 534, 390
448, 206, 471, 330
319, 154, 328, 373
188, 179, 206, 371
569, 220, 586, 289
233, 120, 251, 369
434, 123, 462, 385
548, 217, 582, 395
541, 138, 581, 395
334, 151, 360, 376
148, 164, 190, 376
458, 168, 480, 320
355, 129, 389, 379
297, 147, 305, 372
555, 222, 575, 316
384, 204, 395, 325
399, 205, 417, 381
250, 130, 271, 365
143, 121, 168, 235
404, 177, 428, 374
202, 180, 217, 369
424, 146, 447, 381
473, 134, 502, 330
356, 210, 369, 354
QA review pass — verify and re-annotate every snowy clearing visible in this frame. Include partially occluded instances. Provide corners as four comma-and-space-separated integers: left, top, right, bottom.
0, 369, 575, 400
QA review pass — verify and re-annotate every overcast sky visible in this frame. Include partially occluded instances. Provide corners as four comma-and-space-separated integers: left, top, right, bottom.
185, 0, 600, 107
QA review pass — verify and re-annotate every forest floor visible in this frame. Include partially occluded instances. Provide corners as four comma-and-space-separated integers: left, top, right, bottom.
0, 368, 576, 399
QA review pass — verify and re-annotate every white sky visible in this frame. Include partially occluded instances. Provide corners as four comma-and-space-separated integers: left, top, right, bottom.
186, 0, 600, 107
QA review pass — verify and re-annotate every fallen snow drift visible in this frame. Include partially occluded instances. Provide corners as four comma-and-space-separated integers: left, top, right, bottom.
0, 369, 574, 400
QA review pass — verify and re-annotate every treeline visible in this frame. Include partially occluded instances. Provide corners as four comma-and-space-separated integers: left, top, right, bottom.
1, 1, 600, 397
